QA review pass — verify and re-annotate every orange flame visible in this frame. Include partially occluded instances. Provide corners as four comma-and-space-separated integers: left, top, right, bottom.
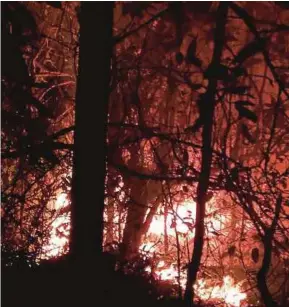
44, 192, 247, 307
194, 275, 247, 307
42, 193, 70, 258
147, 198, 225, 237
146, 259, 247, 306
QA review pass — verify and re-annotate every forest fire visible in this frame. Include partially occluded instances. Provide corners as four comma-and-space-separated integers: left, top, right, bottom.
144, 261, 247, 306
142, 202, 247, 306
45, 191, 247, 306
2, 2, 289, 307
194, 276, 247, 307
148, 200, 196, 236
42, 193, 70, 258
147, 198, 225, 236
138, 196, 248, 306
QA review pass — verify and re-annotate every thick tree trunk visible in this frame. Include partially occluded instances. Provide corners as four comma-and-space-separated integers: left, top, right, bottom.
70, 2, 113, 260
184, 4, 228, 305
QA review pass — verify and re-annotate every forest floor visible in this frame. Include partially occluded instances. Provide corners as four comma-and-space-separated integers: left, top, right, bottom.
2, 270, 189, 307
2, 254, 190, 307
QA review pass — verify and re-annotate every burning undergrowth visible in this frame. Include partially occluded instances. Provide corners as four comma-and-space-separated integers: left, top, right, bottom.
104, 243, 248, 307
37, 190, 249, 307
15, 171, 286, 307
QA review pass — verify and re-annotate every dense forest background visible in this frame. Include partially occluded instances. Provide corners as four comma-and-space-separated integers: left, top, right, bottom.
2, 2, 289, 307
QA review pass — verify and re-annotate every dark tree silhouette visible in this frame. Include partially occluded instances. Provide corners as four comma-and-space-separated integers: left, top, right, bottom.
70, 2, 113, 261
184, 3, 228, 305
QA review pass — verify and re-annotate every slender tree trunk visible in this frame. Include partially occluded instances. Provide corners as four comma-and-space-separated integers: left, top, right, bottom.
257, 197, 281, 307
164, 200, 169, 254
257, 233, 278, 307
106, 199, 115, 243
121, 177, 148, 258
184, 3, 228, 305
70, 2, 113, 260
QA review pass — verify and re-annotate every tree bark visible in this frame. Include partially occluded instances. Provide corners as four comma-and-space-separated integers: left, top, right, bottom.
184, 3, 228, 305
70, 2, 113, 260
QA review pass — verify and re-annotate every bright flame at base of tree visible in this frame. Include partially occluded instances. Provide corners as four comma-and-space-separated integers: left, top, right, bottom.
44, 192, 247, 307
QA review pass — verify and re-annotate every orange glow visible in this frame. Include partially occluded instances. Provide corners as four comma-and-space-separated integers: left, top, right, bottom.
44, 192, 247, 306
194, 275, 247, 307
42, 193, 70, 258
155, 261, 179, 281
147, 198, 225, 237
141, 197, 247, 306
148, 200, 196, 235
146, 259, 247, 306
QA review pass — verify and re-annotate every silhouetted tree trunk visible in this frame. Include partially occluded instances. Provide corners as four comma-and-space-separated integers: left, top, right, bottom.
70, 2, 113, 260
257, 197, 281, 307
184, 3, 228, 305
